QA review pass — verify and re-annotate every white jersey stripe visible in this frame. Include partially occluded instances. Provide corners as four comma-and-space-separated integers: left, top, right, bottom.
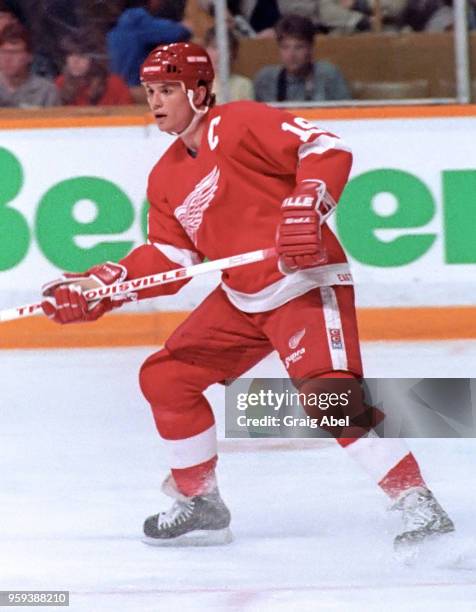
320, 286, 348, 371
299, 135, 352, 160
152, 242, 202, 268
222, 263, 353, 313
161, 424, 217, 469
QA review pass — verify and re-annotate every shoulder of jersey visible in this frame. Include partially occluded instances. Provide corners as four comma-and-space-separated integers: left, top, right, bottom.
207, 100, 272, 150
211, 99, 268, 124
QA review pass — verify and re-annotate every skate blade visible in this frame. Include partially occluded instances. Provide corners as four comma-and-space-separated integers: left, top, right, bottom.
142, 527, 233, 547
394, 530, 467, 568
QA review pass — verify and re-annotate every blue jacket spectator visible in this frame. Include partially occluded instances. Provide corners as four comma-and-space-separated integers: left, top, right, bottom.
107, 5, 191, 87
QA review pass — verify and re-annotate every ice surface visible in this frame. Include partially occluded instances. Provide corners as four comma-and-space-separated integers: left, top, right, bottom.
0, 342, 475, 611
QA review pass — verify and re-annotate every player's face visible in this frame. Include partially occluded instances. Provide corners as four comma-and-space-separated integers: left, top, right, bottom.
144, 81, 194, 133
278, 37, 313, 75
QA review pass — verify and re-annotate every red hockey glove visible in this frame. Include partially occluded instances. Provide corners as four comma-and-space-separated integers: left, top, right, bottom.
276, 179, 336, 274
41, 262, 131, 324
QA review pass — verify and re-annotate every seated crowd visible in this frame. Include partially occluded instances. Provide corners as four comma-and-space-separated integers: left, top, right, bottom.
0, 0, 472, 108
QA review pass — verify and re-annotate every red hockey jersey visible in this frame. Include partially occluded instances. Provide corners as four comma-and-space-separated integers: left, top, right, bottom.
121, 100, 354, 312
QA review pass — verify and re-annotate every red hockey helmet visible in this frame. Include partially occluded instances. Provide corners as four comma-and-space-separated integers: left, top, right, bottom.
140, 42, 215, 91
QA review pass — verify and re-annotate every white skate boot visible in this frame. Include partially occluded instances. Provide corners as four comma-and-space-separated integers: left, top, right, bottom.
143, 476, 233, 546
393, 486, 455, 550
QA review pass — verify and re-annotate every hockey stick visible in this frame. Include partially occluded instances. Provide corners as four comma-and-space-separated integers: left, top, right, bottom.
0, 247, 277, 323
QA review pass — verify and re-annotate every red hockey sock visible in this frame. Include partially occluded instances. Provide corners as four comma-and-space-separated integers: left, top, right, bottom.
171, 456, 218, 497
337, 436, 428, 500
378, 452, 426, 499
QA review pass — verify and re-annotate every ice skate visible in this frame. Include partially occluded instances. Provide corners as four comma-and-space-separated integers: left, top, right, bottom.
393, 486, 455, 551
143, 478, 233, 547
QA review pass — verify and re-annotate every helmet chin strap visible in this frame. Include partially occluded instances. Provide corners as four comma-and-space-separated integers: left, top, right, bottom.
167, 87, 209, 137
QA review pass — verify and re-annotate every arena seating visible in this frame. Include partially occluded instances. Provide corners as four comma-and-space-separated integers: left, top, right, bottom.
233, 32, 476, 99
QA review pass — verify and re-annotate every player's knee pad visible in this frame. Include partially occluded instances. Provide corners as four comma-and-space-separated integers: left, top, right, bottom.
139, 348, 211, 411
295, 371, 384, 438
139, 349, 184, 407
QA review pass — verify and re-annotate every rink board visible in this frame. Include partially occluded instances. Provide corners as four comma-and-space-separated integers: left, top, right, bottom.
2, 306, 476, 349
0, 105, 475, 346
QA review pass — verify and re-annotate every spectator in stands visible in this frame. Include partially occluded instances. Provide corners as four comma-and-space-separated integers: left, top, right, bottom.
107, 0, 192, 88
0, 22, 59, 107
204, 26, 254, 102
254, 15, 351, 103
9, 0, 83, 78
5, 0, 118, 78
56, 34, 133, 106
199, 0, 281, 37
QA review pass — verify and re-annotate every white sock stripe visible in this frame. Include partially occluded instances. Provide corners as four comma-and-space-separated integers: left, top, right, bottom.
161, 425, 217, 469
320, 286, 348, 371
344, 436, 410, 484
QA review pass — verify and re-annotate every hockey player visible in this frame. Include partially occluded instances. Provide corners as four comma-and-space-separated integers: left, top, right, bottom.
41, 42, 454, 548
